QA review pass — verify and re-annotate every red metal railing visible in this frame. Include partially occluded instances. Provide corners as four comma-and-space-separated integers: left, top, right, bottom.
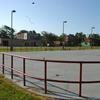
1, 53, 100, 97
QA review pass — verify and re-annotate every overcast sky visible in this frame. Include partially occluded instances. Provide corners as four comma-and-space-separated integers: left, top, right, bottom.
0, 0, 99, 35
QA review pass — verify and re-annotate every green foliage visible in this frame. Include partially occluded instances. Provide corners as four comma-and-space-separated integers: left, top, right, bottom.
59, 33, 67, 42
67, 34, 76, 46
18, 30, 28, 33
0, 29, 9, 38
89, 34, 100, 46
75, 32, 86, 46
0, 25, 15, 38
41, 31, 58, 46
0, 75, 40, 100
0, 25, 100, 47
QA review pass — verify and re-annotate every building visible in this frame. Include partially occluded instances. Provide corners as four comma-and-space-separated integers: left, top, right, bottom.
16, 32, 28, 40
0, 31, 41, 47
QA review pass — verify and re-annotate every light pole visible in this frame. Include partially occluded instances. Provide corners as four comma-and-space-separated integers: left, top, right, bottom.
10, 10, 16, 51
63, 21, 67, 34
90, 27, 95, 47
91, 27, 95, 34
62, 21, 67, 49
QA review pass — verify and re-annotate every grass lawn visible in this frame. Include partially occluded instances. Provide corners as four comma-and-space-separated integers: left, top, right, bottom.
0, 75, 41, 100
0, 46, 100, 52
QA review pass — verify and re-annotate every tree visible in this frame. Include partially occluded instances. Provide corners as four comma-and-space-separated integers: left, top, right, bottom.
59, 33, 67, 42
67, 34, 76, 46
59, 33, 67, 46
0, 25, 15, 38
75, 32, 86, 46
89, 34, 100, 46
19, 30, 28, 33
0, 29, 9, 38
41, 31, 58, 46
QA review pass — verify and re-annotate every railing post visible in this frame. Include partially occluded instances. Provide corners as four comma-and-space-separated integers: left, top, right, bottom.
79, 63, 83, 97
23, 58, 26, 86
44, 58, 47, 94
2, 54, 4, 74
11, 56, 13, 79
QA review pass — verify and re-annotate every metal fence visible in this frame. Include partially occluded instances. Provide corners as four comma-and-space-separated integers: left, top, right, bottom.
0, 53, 100, 97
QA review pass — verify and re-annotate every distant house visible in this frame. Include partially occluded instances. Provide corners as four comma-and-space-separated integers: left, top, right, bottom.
0, 31, 41, 47
15, 31, 41, 46
0, 38, 41, 47
16, 32, 28, 40
16, 31, 41, 40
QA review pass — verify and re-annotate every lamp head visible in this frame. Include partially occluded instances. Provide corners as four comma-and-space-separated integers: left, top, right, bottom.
63, 21, 67, 23
12, 10, 16, 13
91, 27, 95, 29
32, 1, 35, 4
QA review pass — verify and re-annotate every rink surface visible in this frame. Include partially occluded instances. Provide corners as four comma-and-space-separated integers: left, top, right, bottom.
1, 50, 100, 99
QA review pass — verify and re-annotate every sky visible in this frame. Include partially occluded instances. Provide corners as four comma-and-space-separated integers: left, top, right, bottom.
0, 0, 99, 35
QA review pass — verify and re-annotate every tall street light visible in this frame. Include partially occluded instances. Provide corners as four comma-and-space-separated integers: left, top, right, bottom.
62, 21, 67, 49
91, 27, 95, 34
10, 10, 16, 51
90, 27, 95, 47
63, 21, 67, 34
